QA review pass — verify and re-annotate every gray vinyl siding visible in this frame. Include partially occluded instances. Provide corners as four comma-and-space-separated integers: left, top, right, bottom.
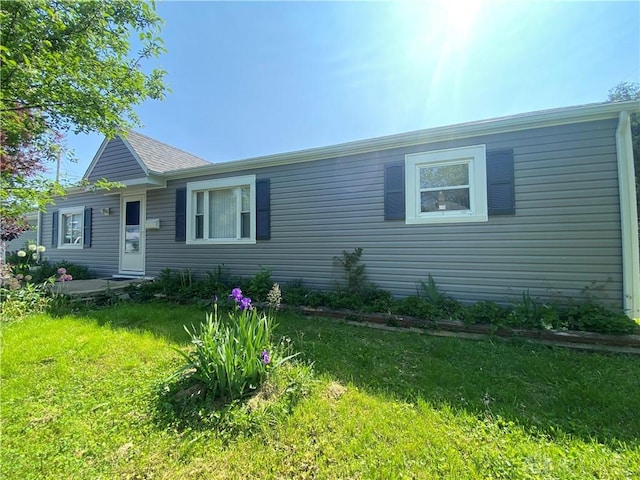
86, 137, 146, 182
41, 192, 121, 277
142, 118, 623, 306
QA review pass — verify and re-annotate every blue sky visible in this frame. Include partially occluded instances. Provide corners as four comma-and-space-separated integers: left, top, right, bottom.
60, 0, 640, 181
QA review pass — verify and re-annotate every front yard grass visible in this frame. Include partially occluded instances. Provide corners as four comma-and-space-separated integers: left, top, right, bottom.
2, 302, 639, 479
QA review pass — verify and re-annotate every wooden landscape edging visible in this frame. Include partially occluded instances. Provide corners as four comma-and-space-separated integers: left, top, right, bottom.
294, 306, 640, 354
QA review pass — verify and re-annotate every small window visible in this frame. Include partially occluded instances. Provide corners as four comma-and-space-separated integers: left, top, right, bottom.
58, 207, 84, 248
186, 175, 256, 244
405, 145, 487, 224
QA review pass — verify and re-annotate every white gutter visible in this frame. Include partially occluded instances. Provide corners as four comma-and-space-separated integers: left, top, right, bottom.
616, 111, 640, 319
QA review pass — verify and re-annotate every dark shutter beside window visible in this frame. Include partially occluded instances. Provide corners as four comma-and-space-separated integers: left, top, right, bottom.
384, 163, 405, 220
175, 187, 187, 242
256, 179, 271, 240
51, 211, 58, 246
83, 208, 92, 247
486, 149, 515, 216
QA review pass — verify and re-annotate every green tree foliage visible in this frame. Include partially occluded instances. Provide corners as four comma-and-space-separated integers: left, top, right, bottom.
0, 0, 167, 239
607, 81, 639, 218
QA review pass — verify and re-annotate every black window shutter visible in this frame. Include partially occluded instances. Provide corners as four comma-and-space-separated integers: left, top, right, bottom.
51, 211, 58, 246
175, 187, 187, 242
256, 179, 271, 240
384, 163, 405, 220
83, 208, 92, 247
487, 149, 515, 216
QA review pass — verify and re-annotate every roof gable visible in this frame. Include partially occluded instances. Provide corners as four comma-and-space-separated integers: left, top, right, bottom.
84, 136, 147, 182
83, 131, 211, 183
124, 131, 210, 173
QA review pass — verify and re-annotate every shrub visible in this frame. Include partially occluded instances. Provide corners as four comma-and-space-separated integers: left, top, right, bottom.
393, 295, 438, 319
463, 301, 510, 326
204, 265, 233, 299
281, 279, 310, 306
324, 290, 364, 310
149, 268, 206, 303
565, 303, 638, 335
170, 286, 298, 402
248, 267, 273, 302
29, 260, 91, 283
361, 288, 395, 313
303, 290, 330, 308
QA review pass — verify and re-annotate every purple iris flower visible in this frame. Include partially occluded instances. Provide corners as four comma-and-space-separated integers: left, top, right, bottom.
240, 297, 252, 311
229, 287, 243, 302
261, 350, 270, 364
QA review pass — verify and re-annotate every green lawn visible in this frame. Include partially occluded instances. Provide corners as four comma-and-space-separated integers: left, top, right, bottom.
2, 302, 639, 479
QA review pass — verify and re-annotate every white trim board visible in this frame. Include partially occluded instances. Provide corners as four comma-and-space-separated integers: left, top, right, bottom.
616, 111, 640, 319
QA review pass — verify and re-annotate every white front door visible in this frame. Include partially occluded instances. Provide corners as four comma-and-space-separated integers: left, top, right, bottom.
119, 194, 145, 274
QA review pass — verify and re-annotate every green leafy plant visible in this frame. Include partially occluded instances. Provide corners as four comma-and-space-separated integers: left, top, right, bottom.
463, 301, 510, 326
325, 290, 366, 311
281, 279, 310, 306
204, 265, 233, 299
393, 295, 438, 319
361, 288, 395, 313
248, 267, 273, 302
565, 303, 638, 334
303, 290, 331, 308
170, 286, 299, 402
0, 260, 57, 320
414, 275, 465, 319
333, 247, 369, 294
1, 279, 55, 319
417, 275, 446, 304
508, 291, 560, 330
27, 260, 91, 283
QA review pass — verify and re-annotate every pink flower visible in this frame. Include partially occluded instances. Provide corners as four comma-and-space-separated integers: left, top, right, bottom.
57, 267, 67, 275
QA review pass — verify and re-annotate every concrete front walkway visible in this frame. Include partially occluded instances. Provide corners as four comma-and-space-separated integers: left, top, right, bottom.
52, 278, 147, 297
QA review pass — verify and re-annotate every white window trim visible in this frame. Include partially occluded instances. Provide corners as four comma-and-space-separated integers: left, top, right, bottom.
405, 145, 488, 225
186, 175, 257, 245
58, 206, 84, 249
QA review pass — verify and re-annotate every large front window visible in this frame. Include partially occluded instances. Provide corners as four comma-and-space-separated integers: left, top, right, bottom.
405, 145, 487, 224
59, 207, 83, 248
186, 175, 256, 244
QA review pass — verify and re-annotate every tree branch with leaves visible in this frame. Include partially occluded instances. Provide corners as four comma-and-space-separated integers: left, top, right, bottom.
0, 0, 167, 240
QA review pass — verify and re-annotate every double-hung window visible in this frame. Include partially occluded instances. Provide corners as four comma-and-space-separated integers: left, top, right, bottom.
405, 145, 488, 224
58, 207, 84, 248
186, 175, 256, 244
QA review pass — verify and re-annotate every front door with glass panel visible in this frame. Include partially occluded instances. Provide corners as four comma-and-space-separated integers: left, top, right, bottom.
119, 194, 145, 274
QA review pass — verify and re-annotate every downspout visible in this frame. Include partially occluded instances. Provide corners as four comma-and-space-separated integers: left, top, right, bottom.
36, 211, 42, 248
615, 111, 640, 319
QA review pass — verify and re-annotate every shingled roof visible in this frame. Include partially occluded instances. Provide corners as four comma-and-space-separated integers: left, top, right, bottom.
124, 131, 211, 173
